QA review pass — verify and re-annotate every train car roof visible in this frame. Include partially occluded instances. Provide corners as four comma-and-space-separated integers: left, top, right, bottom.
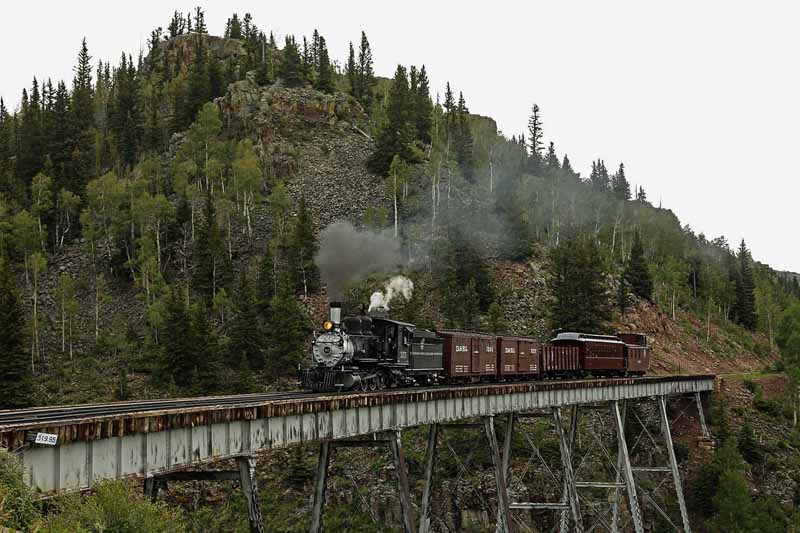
552, 332, 625, 344
371, 317, 416, 328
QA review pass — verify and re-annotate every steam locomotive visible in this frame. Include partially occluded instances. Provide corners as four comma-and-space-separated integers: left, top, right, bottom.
300, 303, 651, 392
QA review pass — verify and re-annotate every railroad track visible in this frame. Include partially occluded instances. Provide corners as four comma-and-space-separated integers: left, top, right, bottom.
0, 391, 317, 428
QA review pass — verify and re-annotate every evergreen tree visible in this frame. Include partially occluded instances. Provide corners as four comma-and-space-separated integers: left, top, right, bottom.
453, 92, 474, 179
225, 14, 243, 40
590, 159, 610, 192
636, 185, 647, 203
288, 196, 320, 297
527, 104, 544, 173
355, 31, 375, 107
108, 54, 143, 168
548, 235, 610, 333
624, 230, 653, 301
265, 278, 309, 375
611, 162, 631, 200
228, 268, 265, 370
158, 287, 196, 388
193, 191, 232, 305
280, 36, 304, 87
368, 65, 415, 173
414, 65, 433, 143
561, 154, 575, 176
193, 7, 206, 34
734, 240, 757, 330
256, 245, 275, 320
346, 42, 357, 96
545, 141, 560, 171
0, 260, 32, 408
185, 34, 210, 123
434, 222, 495, 327
314, 36, 334, 94
192, 302, 221, 394
168, 11, 186, 38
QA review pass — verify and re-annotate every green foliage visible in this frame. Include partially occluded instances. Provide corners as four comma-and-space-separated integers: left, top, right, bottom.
548, 236, 610, 333
0, 260, 32, 408
368, 65, 417, 174
733, 240, 757, 330
280, 36, 304, 87
40, 481, 186, 532
288, 196, 320, 297
265, 280, 311, 376
434, 223, 495, 329
624, 230, 653, 301
737, 418, 763, 465
0, 448, 38, 531
157, 287, 197, 389
228, 268, 265, 371
193, 190, 232, 304
778, 302, 800, 384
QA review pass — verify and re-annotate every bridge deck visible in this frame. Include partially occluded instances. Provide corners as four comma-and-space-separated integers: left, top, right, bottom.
1, 375, 715, 495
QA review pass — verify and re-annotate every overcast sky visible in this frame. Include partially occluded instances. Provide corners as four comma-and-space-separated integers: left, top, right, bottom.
2, 1, 798, 271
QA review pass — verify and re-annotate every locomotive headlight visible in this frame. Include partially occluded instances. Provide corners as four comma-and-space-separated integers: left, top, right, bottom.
323, 320, 333, 331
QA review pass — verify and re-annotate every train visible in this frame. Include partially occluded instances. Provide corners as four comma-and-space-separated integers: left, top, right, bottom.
300, 302, 651, 392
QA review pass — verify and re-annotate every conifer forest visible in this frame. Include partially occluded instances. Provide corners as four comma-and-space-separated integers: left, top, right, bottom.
2, 6, 800, 532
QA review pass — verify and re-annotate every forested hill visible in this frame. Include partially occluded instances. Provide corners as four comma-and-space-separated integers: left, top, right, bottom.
0, 7, 798, 408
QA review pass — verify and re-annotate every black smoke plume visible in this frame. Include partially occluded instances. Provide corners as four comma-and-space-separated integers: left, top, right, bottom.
315, 222, 402, 299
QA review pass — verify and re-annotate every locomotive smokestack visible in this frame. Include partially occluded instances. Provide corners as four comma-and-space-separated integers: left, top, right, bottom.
329, 301, 342, 326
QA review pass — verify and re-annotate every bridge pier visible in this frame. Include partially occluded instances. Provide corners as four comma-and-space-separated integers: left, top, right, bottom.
141, 457, 264, 533
418, 423, 438, 533
309, 433, 416, 533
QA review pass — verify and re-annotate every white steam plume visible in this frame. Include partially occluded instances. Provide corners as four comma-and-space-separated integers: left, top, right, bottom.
368, 275, 414, 312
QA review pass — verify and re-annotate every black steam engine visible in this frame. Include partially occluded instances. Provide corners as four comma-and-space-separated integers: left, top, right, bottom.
300, 302, 444, 392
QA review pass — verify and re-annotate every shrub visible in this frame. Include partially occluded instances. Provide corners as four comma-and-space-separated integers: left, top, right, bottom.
0, 448, 38, 531
40, 481, 187, 532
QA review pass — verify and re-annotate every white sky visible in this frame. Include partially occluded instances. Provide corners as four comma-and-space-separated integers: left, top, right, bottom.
1, 1, 798, 272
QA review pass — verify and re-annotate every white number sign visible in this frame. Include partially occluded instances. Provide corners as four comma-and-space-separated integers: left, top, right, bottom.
34, 433, 58, 446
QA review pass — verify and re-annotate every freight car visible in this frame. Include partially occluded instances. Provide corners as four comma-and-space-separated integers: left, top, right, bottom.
300, 303, 651, 392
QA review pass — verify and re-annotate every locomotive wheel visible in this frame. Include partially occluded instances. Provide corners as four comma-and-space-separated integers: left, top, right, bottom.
358, 378, 368, 392
368, 377, 378, 391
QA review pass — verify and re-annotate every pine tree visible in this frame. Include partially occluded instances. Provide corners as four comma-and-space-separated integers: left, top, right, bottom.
355, 31, 375, 107
527, 104, 544, 173
185, 34, 210, 122
414, 65, 433, 144
636, 185, 648, 203
561, 154, 575, 176
735, 239, 757, 330
0, 260, 32, 408
453, 92, 474, 179
193, 7, 206, 34
346, 42, 357, 96
611, 162, 631, 200
314, 36, 334, 94
545, 141, 560, 171
225, 14, 243, 40
368, 65, 415, 173
158, 287, 196, 388
288, 196, 320, 297
193, 191, 232, 305
549, 236, 610, 333
624, 230, 653, 301
192, 302, 222, 394
590, 159, 610, 192
280, 36, 304, 87
228, 268, 265, 370
265, 278, 309, 376
256, 245, 275, 320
